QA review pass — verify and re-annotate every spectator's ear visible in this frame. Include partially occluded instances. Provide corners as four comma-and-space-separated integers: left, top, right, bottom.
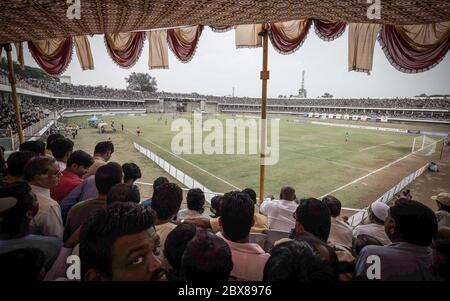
252, 216, 255, 227
294, 222, 304, 234
384, 216, 396, 240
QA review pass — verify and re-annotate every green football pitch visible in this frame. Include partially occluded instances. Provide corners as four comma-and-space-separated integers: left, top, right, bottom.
63, 113, 448, 209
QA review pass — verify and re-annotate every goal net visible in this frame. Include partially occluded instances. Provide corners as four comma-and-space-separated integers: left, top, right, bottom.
411, 135, 437, 156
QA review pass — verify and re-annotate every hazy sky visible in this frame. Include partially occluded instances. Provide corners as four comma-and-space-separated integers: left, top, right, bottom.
16, 27, 450, 98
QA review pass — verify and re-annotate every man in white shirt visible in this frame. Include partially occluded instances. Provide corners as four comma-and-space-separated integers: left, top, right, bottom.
322, 195, 353, 250
49, 137, 73, 172
259, 185, 297, 232
24, 156, 64, 240
353, 201, 391, 245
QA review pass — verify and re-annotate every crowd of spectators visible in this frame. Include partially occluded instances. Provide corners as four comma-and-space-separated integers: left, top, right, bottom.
0, 137, 449, 281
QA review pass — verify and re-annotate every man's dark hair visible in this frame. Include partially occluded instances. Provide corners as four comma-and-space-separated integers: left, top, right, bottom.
263, 240, 334, 281
153, 176, 169, 190
94, 162, 122, 195
23, 156, 57, 182
6, 151, 37, 177
49, 138, 74, 160
322, 195, 341, 218
46, 133, 64, 150
106, 184, 140, 205
295, 198, 331, 242
0, 181, 35, 236
210, 195, 223, 218
19, 141, 46, 155
151, 182, 183, 220
187, 188, 205, 212
0, 248, 46, 281
67, 150, 94, 168
181, 230, 233, 281
94, 141, 114, 155
242, 188, 257, 204
389, 199, 437, 246
164, 223, 197, 274
122, 163, 141, 183
432, 239, 450, 281
220, 191, 254, 241
79, 202, 156, 280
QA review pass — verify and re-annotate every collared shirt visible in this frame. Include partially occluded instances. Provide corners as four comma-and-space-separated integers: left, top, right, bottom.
0, 234, 63, 272
83, 156, 106, 179
177, 209, 209, 220
210, 213, 268, 234
60, 175, 98, 223
355, 242, 434, 281
328, 217, 353, 250
259, 199, 297, 232
57, 161, 66, 172
435, 210, 450, 230
217, 232, 270, 281
64, 198, 105, 241
353, 223, 391, 245
50, 170, 82, 204
30, 185, 64, 240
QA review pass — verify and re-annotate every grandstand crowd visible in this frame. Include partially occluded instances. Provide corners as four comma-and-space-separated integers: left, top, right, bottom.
0, 134, 449, 281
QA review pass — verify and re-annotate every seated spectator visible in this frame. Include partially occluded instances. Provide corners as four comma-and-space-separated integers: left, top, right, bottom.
164, 223, 197, 280
0, 248, 47, 281
259, 185, 297, 232
3, 151, 37, 183
217, 191, 270, 281
79, 203, 163, 281
19, 141, 46, 156
150, 182, 183, 252
64, 162, 122, 241
83, 141, 114, 179
178, 188, 206, 219
45, 133, 64, 157
0, 181, 62, 272
263, 240, 334, 281
106, 183, 140, 205
141, 176, 169, 207
353, 202, 391, 245
122, 162, 142, 202
431, 238, 450, 281
355, 199, 438, 280
209, 195, 223, 218
432, 192, 450, 230
50, 150, 94, 204
322, 195, 353, 250
242, 187, 268, 232
429, 162, 439, 172
402, 189, 413, 200
24, 156, 64, 239
181, 229, 233, 282
49, 138, 74, 171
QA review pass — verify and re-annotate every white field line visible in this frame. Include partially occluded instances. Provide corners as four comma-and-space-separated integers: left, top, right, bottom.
126, 129, 241, 190
359, 141, 395, 152
320, 137, 445, 199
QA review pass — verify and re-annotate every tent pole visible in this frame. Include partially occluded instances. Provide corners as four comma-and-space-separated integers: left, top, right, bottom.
3, 43, 24, 144
259, 25, 269, 203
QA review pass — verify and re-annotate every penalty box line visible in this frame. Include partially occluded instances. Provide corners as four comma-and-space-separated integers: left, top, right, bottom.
320, 137, 446, 200
125, 129, 241, 191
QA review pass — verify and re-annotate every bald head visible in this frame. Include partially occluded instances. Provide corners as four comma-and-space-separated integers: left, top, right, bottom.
280, 186, 296, 201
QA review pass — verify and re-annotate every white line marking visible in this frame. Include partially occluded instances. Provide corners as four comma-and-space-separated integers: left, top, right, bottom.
359, 141, 395, 152
320, 137, 445, 199
126, 129, 241, 190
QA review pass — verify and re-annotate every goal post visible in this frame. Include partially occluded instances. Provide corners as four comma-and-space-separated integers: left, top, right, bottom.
412, 135, 437, 156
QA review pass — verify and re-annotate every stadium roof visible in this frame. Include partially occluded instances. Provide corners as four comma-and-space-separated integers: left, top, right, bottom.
1, 0, 450, 44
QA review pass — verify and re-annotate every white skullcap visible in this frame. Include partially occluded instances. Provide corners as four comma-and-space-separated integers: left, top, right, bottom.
370, 201, 390, 222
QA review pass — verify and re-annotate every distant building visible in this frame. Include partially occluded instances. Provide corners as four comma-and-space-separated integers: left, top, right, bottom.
58, 75, 71, 84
